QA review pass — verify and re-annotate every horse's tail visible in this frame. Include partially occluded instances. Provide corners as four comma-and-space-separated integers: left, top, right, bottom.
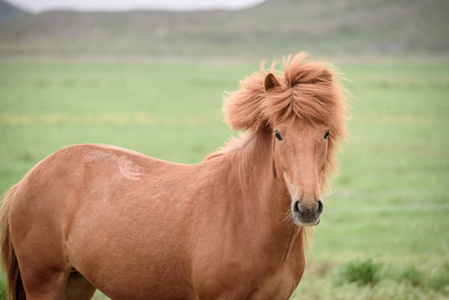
1, 183, 26, 300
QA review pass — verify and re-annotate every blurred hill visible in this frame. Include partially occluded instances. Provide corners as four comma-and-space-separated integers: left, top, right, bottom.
0, 0, 27, 23
0, 0, 447, 61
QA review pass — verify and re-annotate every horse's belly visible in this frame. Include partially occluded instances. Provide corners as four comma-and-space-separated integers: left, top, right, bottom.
90, 266, 197, 300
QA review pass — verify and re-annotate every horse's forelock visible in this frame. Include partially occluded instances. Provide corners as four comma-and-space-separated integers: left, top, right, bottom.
279, 52, 348, 190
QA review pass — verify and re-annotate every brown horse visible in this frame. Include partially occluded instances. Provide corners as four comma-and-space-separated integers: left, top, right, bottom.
1, 52, 347, 300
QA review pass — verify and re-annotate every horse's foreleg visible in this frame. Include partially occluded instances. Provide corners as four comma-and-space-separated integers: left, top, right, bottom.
20, 267, 97, 300
12, 225, 76, 299
19, 267, 67, 300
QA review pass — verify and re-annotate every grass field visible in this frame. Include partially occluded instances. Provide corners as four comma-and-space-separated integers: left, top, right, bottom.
0, 59, 448, 299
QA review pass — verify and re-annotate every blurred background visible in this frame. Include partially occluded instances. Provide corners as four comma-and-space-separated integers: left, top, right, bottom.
0, 0, 448, 299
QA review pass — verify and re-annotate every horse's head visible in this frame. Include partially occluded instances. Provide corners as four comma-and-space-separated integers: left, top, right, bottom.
269, 109, 328, 226
224, 52, 348, 227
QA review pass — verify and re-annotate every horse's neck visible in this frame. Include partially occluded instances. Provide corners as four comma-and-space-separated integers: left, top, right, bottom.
206, 130, 302, 267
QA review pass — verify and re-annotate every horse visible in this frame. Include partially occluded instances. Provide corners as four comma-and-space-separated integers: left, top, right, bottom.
1, 52, 348, 300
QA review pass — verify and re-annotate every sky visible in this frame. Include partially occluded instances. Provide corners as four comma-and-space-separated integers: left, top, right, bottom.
7, 0, 266, 13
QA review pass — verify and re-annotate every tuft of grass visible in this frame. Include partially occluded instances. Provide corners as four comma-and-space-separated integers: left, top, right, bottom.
383, 262, 449, 294
296, 260, 449, 300
427, 262, 449, 293
396, 265, 424, 287
334, 258, 382, 287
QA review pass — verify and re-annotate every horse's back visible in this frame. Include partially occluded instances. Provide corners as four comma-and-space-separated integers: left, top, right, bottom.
10, 143, 175, 228
8, 144, 199, 299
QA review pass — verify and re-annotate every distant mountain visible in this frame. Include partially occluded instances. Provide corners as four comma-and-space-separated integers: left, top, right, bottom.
0, 0, 27, 23
0, 0, 447, 61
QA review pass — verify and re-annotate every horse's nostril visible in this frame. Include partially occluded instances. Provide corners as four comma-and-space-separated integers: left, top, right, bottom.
293, 201, 300, 213
317, 200, 323, 215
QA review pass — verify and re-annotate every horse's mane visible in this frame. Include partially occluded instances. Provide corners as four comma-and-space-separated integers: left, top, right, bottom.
207, 51, 348, 191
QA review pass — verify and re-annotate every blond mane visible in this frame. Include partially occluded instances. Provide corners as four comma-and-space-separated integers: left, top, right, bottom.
208, 52, 348, 190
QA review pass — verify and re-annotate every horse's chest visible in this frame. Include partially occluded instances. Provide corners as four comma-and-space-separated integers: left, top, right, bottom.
192, 218, 306, 299
195, 255, 304, 300
246, 264, 302, 300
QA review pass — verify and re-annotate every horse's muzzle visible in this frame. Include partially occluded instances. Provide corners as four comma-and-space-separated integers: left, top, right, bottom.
291, 199, 323, 226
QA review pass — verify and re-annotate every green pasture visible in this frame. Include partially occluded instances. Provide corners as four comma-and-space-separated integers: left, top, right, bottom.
0, 60, 448, 299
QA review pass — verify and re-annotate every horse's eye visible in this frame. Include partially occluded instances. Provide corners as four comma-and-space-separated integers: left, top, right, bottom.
324, 130, 331, 140
274, 131, 283, 141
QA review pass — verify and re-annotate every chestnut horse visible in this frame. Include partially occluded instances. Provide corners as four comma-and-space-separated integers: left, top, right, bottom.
1, 52, 347, 300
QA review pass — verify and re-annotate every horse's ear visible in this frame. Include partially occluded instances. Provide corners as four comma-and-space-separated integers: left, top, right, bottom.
264, 73, 281, 92
224, 74, 268, 132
